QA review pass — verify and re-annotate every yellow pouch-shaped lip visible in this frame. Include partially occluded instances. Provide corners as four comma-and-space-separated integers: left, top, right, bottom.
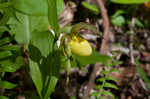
69, 36, 92, 56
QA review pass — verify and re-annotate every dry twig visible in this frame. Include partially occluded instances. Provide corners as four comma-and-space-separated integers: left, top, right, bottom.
129, 18, 136, 64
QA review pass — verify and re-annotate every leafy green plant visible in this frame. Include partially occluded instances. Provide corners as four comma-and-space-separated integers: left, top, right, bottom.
111, 10, 145, 27
1, 0, 114, 99
0, 31, 22, 98
0, 0, 62, 98
91, 60, 121, 99
0, 1, 24, 98
111, 10, 125, 26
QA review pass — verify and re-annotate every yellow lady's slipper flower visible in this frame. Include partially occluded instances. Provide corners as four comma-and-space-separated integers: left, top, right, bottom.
69, 36, 92, 56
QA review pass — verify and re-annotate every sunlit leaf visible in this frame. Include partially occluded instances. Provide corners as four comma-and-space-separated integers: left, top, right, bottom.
14, 0, 48, 16
82, 1, 99, 14
0, 8, 11, 26
135, 18, 144, 28
14, 0, 64, 16
95, 85, 102, 90
91, 92, 99, 97
101, 90, 115, 99
97, 78, 105, 82
0, 81, 16, 89
0, 1, 14, 9
111, 0, 150, 4
0, 56, 24, 72
57, 0, 64, 15
0, 37, 12, 46
0, 51, 12, 59
111, 15, 125, 26
105, 76, 117, 82
31, 31, 54, 57
104, 82, 118, 89
101, 70, 110, 75
0, 45, 21, 51
8, 12, 49, 48
111, 10, 125, 18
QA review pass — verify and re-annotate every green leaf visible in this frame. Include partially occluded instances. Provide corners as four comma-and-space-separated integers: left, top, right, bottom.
0, 56, 24, 72
14, 0, 64, 16
69, 96, 76, 99
95, 85, 102, 90
29, 45, 60, 98
72, 50, 112, 67
0, 1, 13, 9
111, 15, 125, 26
41, 49, 61, 78
104, 82, 118, 89
0, 60, 16, 72
0, 96, 9, 99
8, 12, 31, 47
31, 31, 54, 57
28, 16, 49, 32
0, 51, 12, 59
111, 10, 125, 18
101, 70, 110, 75
0, 81, 16, 89
82, 1, 99, 14
43, 76, 58, 99
105, 76, 117, 82
0, 45, 21, 51
47, 0, 60, 38
136, 66, 150, 89
103, 62, 111, 67
91, 92, 99, 97
57, 0, 64, 15
101, 91, 115, 99
0, 37, 12, 46
0, 8, 11, 26
111, 0, 150, 4
29, 59, 43, 98
97, 78, 105, 82
135, 18, 144, 28
14, 0, 48, 16
8, 12, 49, 48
